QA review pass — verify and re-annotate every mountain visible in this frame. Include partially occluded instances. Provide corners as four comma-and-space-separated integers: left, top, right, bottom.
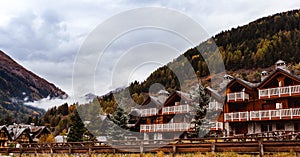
98, 9, 300, 112
0, 50, 67, 124
40, 9, 300, 136
0, 50, 66, 102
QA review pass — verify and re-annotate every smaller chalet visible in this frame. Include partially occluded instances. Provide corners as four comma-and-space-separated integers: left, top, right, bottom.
0, 126, 12, 147
137, 90, 194, 140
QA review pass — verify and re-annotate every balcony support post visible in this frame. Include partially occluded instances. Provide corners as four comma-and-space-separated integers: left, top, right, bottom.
269, 110, 271, 120
291, 108, 293, 119
289, 86, 292, 96
280, 110, 282, 119
259, 111, 261, 120
268, 88, 270, 98
235, 93, 237, 101
246, 112, 249, 121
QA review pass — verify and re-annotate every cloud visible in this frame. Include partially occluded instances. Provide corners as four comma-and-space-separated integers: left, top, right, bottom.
0, 0, 300, 100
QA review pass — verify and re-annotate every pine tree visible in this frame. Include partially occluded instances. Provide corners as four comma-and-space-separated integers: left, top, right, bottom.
67, 109, 86, 142
105, 106, 129, 140
190, 86, 209, 138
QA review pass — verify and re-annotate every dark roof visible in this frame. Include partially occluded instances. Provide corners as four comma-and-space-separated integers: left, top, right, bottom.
0, 126, 12, 141
205, 87, 224, 102
258, 68, 300, 89
140, 96, 162, 108
163, 91, 191, 107
226, 77, 259, 90
157, 89, 169, 95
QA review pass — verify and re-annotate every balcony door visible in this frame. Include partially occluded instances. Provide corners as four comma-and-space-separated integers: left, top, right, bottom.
233, 123, 248, 135
261, 123, 272, 132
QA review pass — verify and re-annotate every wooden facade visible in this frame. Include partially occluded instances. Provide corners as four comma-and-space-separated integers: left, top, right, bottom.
138, 90, 196, 140
0, 124, 51, 146
222, 60, 300, 136
0, 126, 11, 147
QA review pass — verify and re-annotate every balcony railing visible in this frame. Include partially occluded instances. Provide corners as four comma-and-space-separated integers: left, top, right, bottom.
208, 101, 223, 110
258, 85, 300, 99
140, 108, 157, 117
224, 111, 249, 122
227, 92, 249, 102
140, 105, 191, 117
140, 123, 191, 132
162, 105, 190, 115
224, 108, 300, 122
209, 122, 223, 130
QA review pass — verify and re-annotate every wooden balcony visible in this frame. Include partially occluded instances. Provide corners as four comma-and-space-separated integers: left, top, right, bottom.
208, 101, 223, 110
224, 108, 300, 122
162, 105, 190, 115
140, 105, 191, 117
258, 85, 300, 99
209, 122, 223, 131
140, 123, 191, 132
140, 108, 157, 117
227, 92, 249, 102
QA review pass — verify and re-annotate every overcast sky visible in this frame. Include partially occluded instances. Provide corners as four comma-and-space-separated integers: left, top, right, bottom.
1, 0, 300, 98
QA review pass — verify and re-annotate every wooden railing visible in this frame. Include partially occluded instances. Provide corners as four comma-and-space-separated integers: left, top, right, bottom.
227, 92, 249, 102
162, 105, 190, 115
2, 138, 300, 156
259, 85, 300, 99
225, 108, 300, 122
140, 105, 191, 117
140, 123, 191, 132
141, 108, 157, 117
209, 122, 223, 130
208, 101, 223, 110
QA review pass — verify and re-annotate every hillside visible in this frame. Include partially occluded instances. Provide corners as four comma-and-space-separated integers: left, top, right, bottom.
41, 9, 300, 136
97, 9, 300, 112
0, 50, 67, 124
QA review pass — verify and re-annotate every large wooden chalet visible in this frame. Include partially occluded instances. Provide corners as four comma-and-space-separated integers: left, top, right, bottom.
130, 88, 224, 141
132, 60, 300, 140
208, 60, 300, 136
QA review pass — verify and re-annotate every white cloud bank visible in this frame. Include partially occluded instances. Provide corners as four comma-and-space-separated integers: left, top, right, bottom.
0, 0, 300, 110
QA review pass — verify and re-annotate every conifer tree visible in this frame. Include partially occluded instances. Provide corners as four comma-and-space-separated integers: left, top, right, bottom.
67, 109, 86, 142
190, 85, 209, 137
105, 106, 129, 140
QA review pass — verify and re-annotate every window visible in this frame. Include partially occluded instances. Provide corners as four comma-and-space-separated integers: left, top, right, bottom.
276, 123, 285, 130
276, 103, 282, 109
261, 124, 272, 132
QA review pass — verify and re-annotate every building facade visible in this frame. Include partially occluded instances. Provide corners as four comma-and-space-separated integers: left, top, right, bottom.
223, 60, 300, 136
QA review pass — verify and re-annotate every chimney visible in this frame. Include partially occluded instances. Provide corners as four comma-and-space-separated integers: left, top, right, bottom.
275, 60, 289, 73
261, 71, 269, 82
157, 90, 169, 104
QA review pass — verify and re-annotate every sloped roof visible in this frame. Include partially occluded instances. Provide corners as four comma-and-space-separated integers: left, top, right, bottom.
141, 96, 162, 108
157, 89, 169, 95
11, 128, 31, 141
258, 68, 300, 89
31, 126, 51, 139
226, 77, 259, 90
205, 87, 223, 102
0, 125, 12, 141
163, 91, 191, 107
